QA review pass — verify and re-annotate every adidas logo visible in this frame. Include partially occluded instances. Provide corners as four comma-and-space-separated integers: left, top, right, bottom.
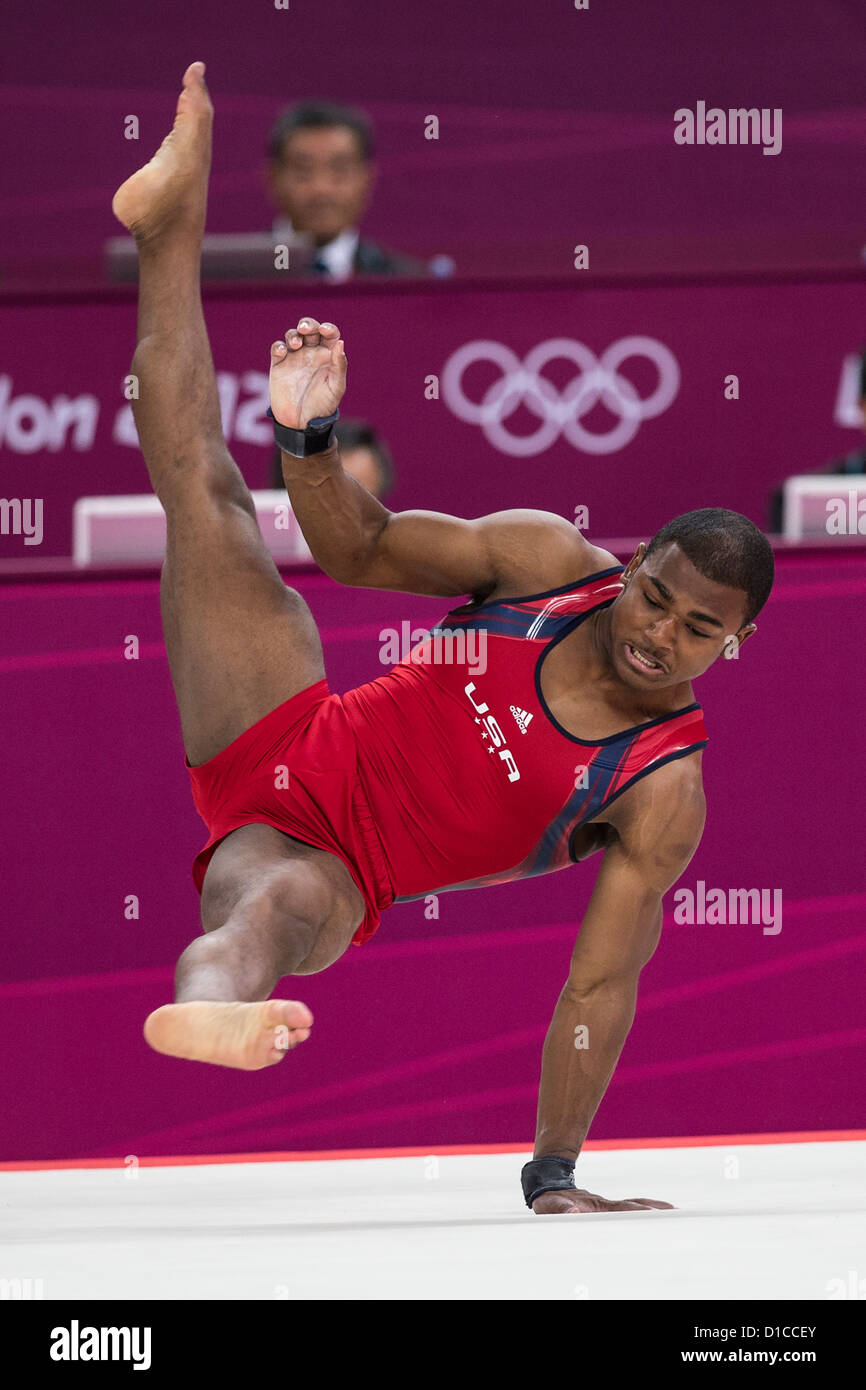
509, 704, 534, 734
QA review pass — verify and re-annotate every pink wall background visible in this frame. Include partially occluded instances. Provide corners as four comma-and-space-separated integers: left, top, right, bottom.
1, 547, 864, 1161
2, 274, 866, 559
2, 0, 864, 1162
1, 0, 865, 287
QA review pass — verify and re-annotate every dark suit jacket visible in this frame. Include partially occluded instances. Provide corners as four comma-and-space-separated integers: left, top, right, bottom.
352, 238, 429, 277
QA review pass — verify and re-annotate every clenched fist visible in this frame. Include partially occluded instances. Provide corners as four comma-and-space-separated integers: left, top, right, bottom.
269, 316, 348, 430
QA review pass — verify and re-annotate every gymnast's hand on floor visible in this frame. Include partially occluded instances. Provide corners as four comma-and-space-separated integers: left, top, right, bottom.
532, 1187, 675, 1214
269, 317, 347, 430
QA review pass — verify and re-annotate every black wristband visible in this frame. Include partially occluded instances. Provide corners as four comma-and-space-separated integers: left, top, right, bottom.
521, 1155, 576, 1209
268, 406, 339, 457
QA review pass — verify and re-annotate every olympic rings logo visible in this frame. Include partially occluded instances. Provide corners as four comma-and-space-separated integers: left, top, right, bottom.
441, 337, 680, 457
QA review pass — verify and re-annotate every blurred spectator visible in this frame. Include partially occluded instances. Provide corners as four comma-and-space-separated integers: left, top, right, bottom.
272, 418, 395, 499
768, 349, 866, 532
265, 102, 429, 280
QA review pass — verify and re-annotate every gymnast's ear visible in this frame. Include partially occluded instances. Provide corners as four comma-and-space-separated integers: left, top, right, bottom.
621, 544, 646, 582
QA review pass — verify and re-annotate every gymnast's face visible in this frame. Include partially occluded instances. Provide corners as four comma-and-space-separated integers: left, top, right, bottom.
606, 542, 756, 689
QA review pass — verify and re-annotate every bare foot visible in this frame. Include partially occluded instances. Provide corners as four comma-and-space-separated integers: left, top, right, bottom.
143, 998, 313, 1070
111, 60, 213, 239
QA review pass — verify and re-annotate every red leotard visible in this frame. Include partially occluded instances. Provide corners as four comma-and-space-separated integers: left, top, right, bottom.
342, 565, 707, 903
187, 565, 707, 945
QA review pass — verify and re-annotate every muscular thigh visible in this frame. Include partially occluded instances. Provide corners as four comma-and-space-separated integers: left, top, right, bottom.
201, 824, 365, 975
160, 448, 325, 765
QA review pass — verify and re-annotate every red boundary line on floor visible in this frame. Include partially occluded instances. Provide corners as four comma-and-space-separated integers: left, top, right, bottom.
1, 1130, 863, 1171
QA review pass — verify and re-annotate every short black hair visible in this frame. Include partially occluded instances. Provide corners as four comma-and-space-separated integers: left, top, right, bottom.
267, 102, 375, 163
643, 507, 774, 626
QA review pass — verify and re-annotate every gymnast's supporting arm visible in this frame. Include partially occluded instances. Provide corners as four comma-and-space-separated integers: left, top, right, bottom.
526, 757, 706, 1214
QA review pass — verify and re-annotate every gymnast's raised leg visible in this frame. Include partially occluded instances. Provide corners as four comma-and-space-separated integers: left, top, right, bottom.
112, 62, 364, 1069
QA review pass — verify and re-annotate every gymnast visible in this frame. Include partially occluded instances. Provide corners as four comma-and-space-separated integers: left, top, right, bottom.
112, 63, 774, 1213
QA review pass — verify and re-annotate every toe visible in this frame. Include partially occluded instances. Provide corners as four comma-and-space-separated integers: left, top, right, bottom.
182, 61, 208, 94
178, 62, 213, 117
267, 998, 314, 1030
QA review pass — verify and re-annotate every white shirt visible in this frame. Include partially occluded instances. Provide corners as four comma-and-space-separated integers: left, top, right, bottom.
272, 219, 359, 281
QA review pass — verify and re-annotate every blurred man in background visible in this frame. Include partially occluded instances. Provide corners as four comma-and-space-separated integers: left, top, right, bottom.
271, 418, 394, 498
265, 102, 429, 279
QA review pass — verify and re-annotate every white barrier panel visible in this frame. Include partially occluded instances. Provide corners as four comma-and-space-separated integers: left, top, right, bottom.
782, 475, 866, 540
73, 491, 314, 567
